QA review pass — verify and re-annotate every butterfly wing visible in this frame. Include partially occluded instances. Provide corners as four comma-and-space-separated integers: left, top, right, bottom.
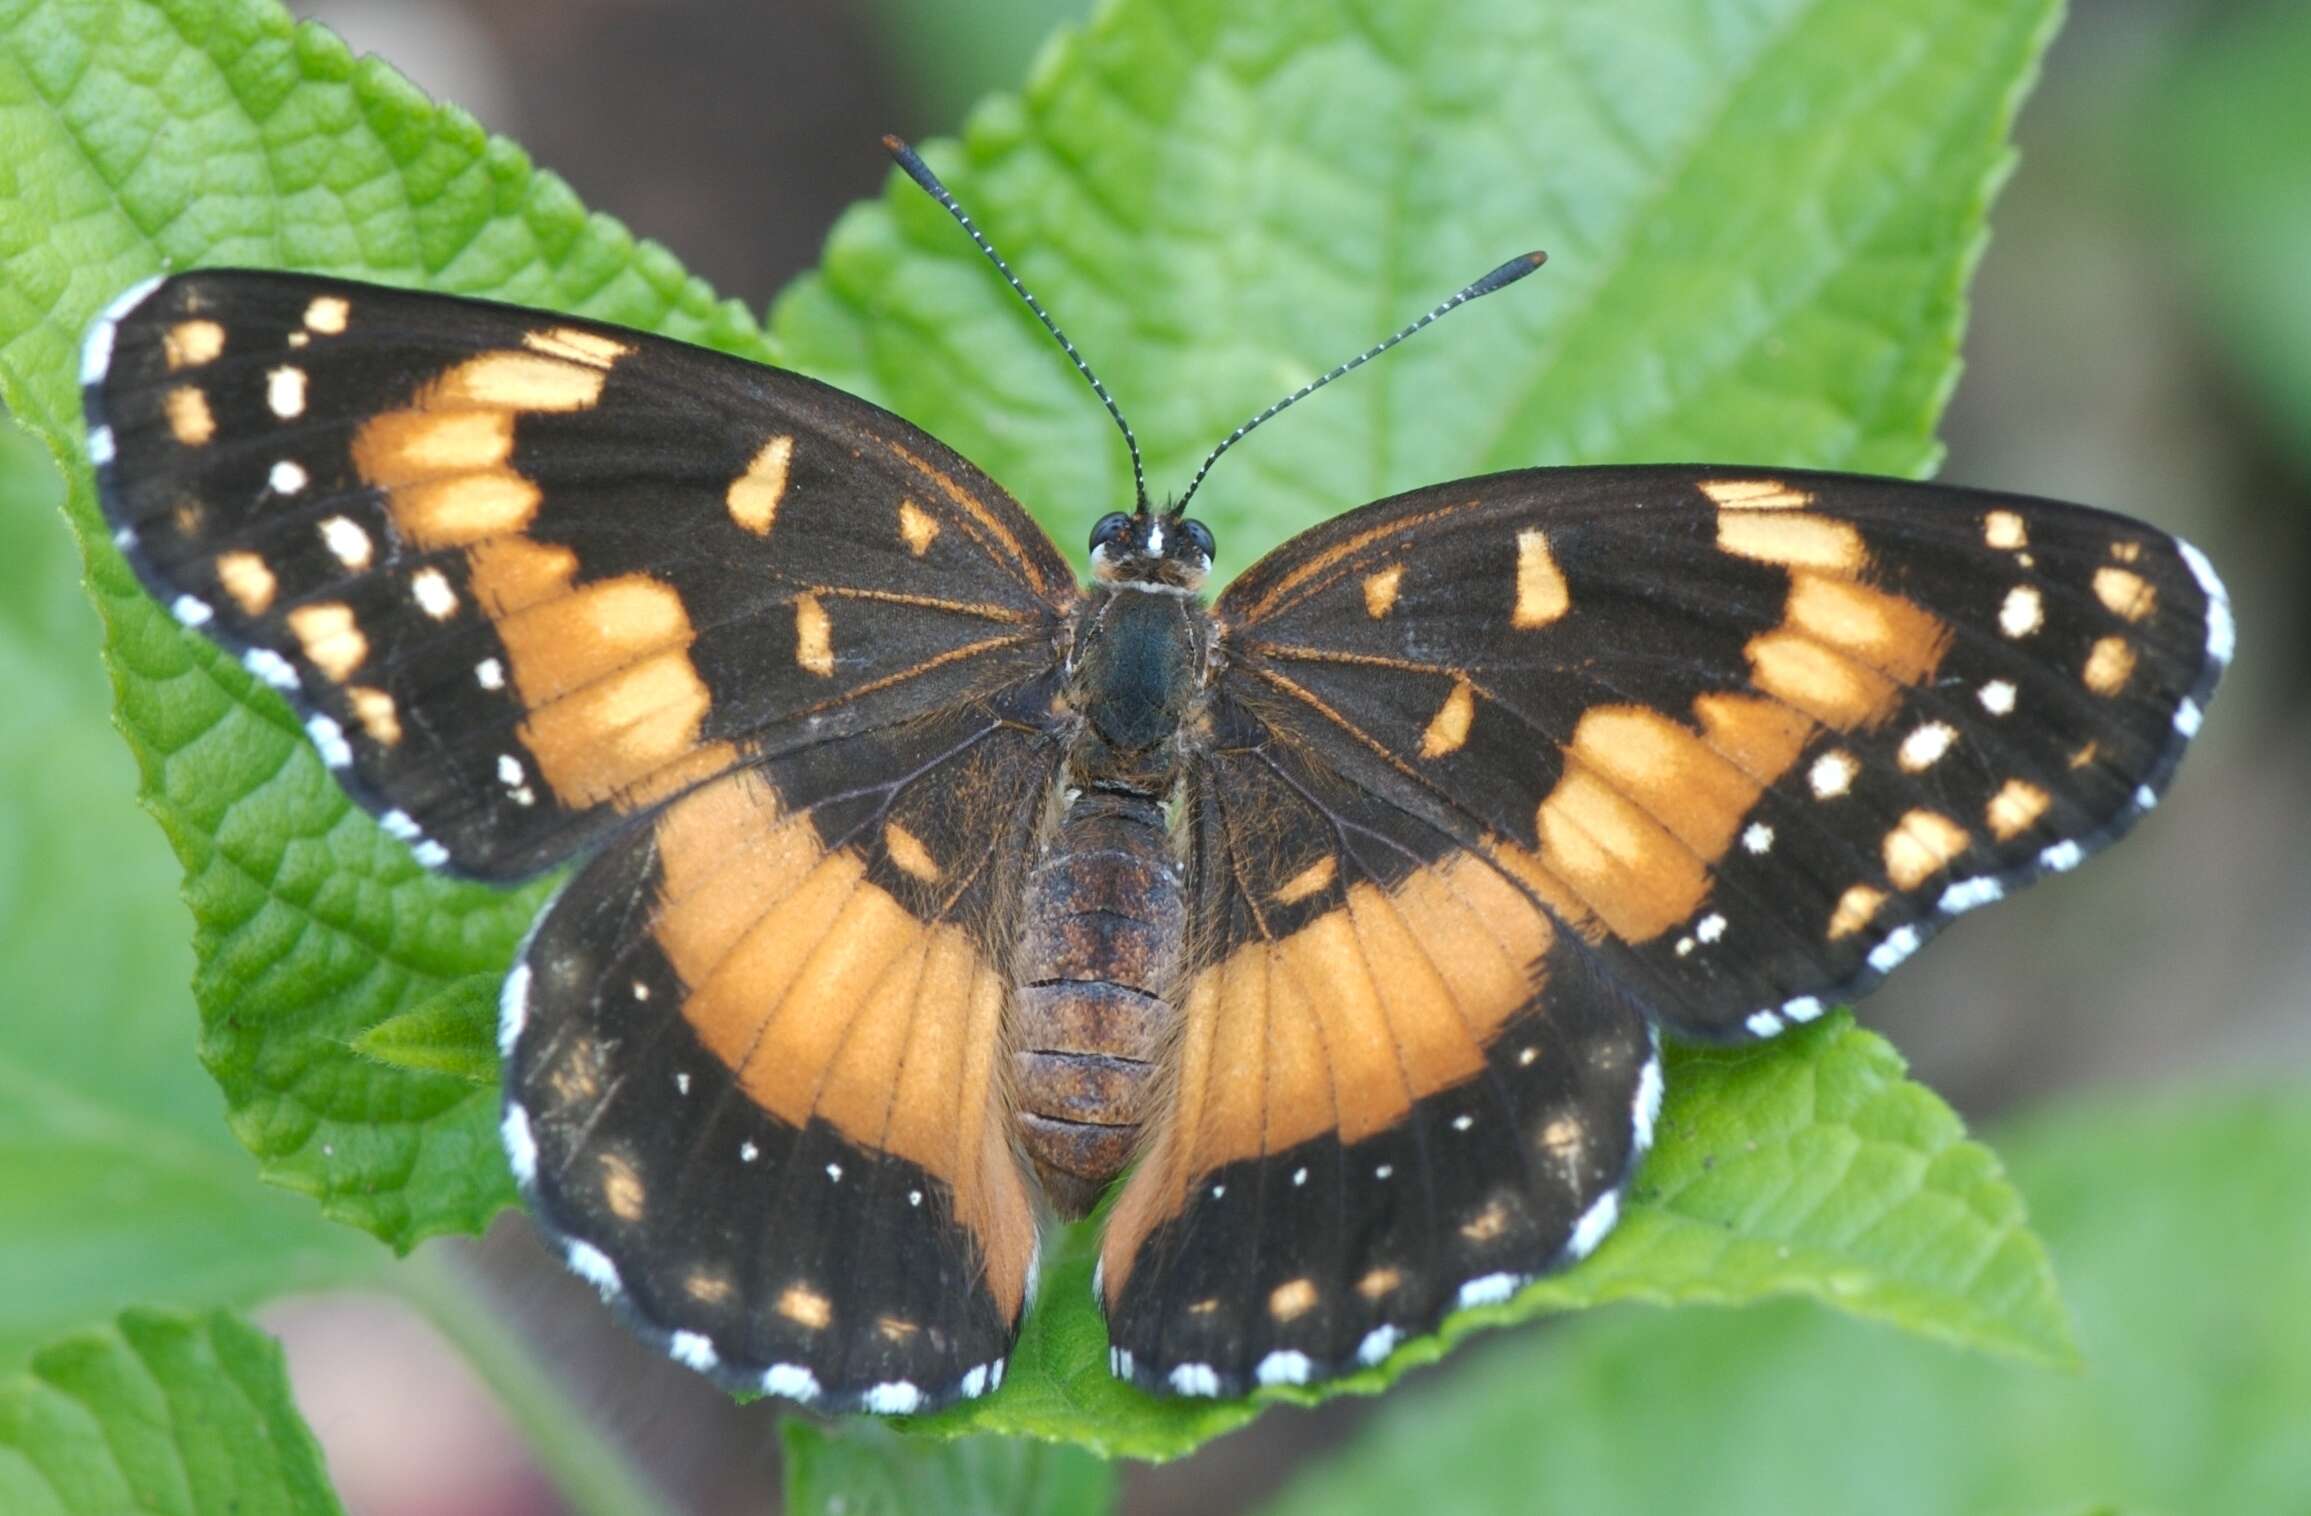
85, 271, 1073, 878
1101, 464, 2227, 1394
85, 271, 1076, 1410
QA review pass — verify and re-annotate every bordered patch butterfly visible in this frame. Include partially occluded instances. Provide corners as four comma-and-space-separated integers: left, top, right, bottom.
81, 138, 2230, 1413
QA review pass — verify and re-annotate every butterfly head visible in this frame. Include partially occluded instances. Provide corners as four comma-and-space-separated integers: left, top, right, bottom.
1089, 507, 1213, 592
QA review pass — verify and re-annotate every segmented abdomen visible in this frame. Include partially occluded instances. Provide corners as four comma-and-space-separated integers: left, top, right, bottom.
1011, 789, 1183, 1218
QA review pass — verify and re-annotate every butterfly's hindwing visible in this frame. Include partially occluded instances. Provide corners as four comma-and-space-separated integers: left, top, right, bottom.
1099, 719, 1656, 1395
84, 271, 1073, 879
502, 683, 1061, 1413
1209, 466, 2229, 1042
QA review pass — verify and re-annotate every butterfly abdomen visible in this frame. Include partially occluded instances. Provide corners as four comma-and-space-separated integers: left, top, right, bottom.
1013, 789, 1185, 1217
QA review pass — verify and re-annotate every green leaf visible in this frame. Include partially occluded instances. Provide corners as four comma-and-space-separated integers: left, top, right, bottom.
783, 1419, 1116, 1516
0, 0, 764, 1252
0, 420, 374, 1364
0, 0, 2069, 1459
1257, 1085, 2311, 1516
350, 974, 501, 1086
913, 1016, 2068, 1458
0, 1309, 344, 1516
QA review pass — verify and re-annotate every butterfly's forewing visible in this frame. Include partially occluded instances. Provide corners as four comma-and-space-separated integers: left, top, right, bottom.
85, 271, 1077, 1411
85, 271, 1073, 878
1102, 464, 2228, 1394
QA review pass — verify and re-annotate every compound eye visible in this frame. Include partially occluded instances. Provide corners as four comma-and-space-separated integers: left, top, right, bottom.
1181, 518, 1216, 560
1088, 512, 1134, 553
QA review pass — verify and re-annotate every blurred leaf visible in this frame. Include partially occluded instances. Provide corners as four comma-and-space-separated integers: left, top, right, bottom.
0, 420, 373, 1364
867, 0, 1090, 124
783, 1419, 1116, 1516
916, 1017, 2070, 1457
2138, 5, 2311, 472
1259, 1085, 2311, 1516
0, 1309, 344, 1516
0, 0, 2075, 1463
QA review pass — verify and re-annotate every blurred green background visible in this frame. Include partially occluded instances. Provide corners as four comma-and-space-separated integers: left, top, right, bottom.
2, 0, 2304, 1511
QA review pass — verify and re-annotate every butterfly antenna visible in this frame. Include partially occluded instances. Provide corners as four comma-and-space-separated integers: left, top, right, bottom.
1171, 251, 1548, 518
883, 135, 1150, 513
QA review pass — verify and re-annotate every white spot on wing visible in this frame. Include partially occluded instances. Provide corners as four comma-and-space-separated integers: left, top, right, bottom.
1999, 584, 2044, 638
960, 1363, 990, 1399
1168, 1362, 1220, 1397
242, 648, 297, 690
87, 425, 115, 465
739, 1141, 759, 1162
1455, 1272, 1520, 1308
171, 594, 214, 628
498, 962, 531, 1056
862, 1381, 922, 1415
476, 657, 505, 690
1742, 822, 1774, 854
379, 809, 420, 840
1979, 679, 2017, 715
1867, 925, 1921, 974
1783, 996, 1824, 1023
2174, 698, 2203, 737
1696, 912, 1727, 944
825, 1162, 843, 1182
1939, 877, 2004, 914
84, 275, 163, 386
319, 515, 372, 569
565, 1241, 621, 1297
1809, 750, 1858, 799
1633, 1052, 1664, 1151
1745, 1010, 1784, 1037
1568, 1191, 1621, 1258
266, 364, 308, 419
1357, 1325, 1402, 1366
304, 714, 351, 768
2039, 839, 2085, 873
762, 1363, 820, 1403
411, 839, 449, 869
2135, 784, 2158, 811
1898, 721, 1957, 771
2177, 539, 2234, 664
1255, 1350, 1313, 1387
269, 459, 307, 495
411, 567, 458, 619
500, 1103, 537, 1184
668, 1331, 717, 1371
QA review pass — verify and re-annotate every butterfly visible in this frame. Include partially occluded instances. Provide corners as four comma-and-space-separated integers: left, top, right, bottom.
80, 139, 2230, 1416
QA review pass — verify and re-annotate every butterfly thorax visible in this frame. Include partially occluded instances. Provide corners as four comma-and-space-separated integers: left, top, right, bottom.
1013, 581, 1213, 1215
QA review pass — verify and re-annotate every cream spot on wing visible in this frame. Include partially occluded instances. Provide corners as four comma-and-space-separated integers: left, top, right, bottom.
727, 434, 795, 534
1701, 478, 1813, 510
1362, 563, 1404, 619
214, 551, 276, 616
1897, 721, 1957, 772
1513, 529, 1569, 628
522, 326, 630, 368
1883, 809, 1969, 890
778, 1285, 832, 1330
882, 820, 941, 883
1828, 883, 1886, 939
1419, 677, 1478, 758
1983, 510, 2027, 550
1999, 584, 2044, 638
1271, 855, 1337, 905
1986, 778, 2051, 841
164, 319, 225, 369
303, 295, 350, 335
1356, 1267, 1402, 1300
793, 591, 833, 675
267, 365, 308, 419
165, 386, 216, 446
1460, 1199, 1512, 1242
898, 499, 940, 556
346, 685, 401, 746
1269, 1279, 1318, 1322
286, 602, 367, 681
2083, 635, 2136, 695
1978, 679, 2017, 715
599, 1151, 645, 1221
269, 459, 308, 495
2093, 566, 2156, 622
